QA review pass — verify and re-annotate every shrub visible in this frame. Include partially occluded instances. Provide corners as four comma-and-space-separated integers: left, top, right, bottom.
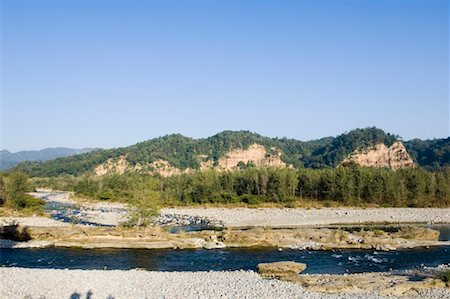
0, 172, 43, 211
9, 194, 44, 211
442, 270, 450, 286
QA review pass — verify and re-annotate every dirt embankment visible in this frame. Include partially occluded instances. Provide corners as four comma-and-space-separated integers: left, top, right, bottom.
342, 141, 415, 170
215, 143, 286, 170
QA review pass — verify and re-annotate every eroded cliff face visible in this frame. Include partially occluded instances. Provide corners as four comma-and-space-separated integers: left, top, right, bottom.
215, 143, 286, 170
148, 159, 188, 177
94, 144, 288, 176
341, 141, 415, 170
94, 157, 188, 177
94, 156, 140, 176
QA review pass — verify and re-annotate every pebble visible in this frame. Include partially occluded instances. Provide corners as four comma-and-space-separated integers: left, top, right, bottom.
0, 268, 404, 299
161, 207, 450, 228
154, 213, 222, 227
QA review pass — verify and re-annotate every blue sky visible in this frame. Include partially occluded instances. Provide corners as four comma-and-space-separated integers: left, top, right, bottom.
2, 0, 449, 151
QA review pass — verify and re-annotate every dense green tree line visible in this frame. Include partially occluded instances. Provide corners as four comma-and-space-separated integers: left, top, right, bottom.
34, 167, 450, 208
160, 167, 449, 207
14, 127, 449, 177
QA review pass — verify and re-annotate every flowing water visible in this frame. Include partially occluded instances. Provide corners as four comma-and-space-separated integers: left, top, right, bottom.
1, 246, 449, 274
10, 192, 450, 274
428, 224, 450, 241
43, 198, 123, 227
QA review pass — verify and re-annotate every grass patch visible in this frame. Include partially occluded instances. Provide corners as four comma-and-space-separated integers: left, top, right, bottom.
441, 270, 450, 287
0, 206, 46, 217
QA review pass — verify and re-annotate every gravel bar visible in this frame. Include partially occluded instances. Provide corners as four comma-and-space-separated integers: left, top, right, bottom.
161, 208, 450, 228
0, 267, 394, 299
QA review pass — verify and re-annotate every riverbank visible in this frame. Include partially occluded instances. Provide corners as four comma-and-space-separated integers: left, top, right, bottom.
6, 191, 450, 229
0, 268, 333, 299
3, 206, 450, 229
31, 191, 130, 226
1, 191, 450, 250
1, 266, 449, 299
1, 224, 449, 250
161, 207, 450, 228
282, 264, 450, 297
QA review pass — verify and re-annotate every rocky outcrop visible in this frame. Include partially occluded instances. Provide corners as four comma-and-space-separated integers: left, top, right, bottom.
154, 213, 221, 227
283, 266, 450, 297
92, 143, 288, 176
216, 226, 441, 251
216, 144, 286, 170
257, 261, 307, 278
148, 159, 185, 177
1, 223, 445, 250
341, 141, 415, 170
94, 157, 188, 177
197, 155, 213, 169
94, 156, 140, 176
94, 141, 413, 176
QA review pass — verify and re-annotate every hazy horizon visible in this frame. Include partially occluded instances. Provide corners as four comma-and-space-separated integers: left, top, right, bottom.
2, 0, 449, 152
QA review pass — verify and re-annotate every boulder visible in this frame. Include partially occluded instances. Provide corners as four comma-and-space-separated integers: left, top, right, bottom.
203, 241, 226, 249
257, 261, 306, 277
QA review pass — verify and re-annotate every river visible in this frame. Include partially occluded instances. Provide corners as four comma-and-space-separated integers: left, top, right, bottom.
1, 246, 449, 274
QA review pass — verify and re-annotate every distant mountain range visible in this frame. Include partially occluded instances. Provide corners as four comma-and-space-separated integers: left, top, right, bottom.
9, 128, 449, 177
0, 148, 96, 170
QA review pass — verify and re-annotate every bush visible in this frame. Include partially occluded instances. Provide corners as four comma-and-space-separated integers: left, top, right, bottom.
9, 194, 44, 211
0, 172, 43, 211
3, 172, 30, 203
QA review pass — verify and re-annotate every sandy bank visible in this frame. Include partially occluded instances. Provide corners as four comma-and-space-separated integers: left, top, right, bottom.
162, 207, 450, 228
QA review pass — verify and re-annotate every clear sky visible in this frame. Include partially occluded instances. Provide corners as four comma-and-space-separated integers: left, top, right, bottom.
1, 0, 449, 152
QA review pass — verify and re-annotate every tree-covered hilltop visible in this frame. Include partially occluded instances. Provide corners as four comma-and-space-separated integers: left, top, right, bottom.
12, 127, 449, 177
404, 138, 450, 170
300, 128, 399, 168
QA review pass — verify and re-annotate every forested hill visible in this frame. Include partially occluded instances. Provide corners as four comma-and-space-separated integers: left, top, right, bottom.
404, 138, 450, 169
11, 128, 449, 177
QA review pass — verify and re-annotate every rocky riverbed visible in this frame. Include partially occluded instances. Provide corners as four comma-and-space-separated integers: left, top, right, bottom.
154, 213, 221, 228
1, 266, 449, 299
5, 191, 450, 230
2, 192, 450, 298
38, 191, 129, 226
161, 207, 450, 228
2, 191, 450, 251
282, 264, 450, 297
1, 223, 448, 250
